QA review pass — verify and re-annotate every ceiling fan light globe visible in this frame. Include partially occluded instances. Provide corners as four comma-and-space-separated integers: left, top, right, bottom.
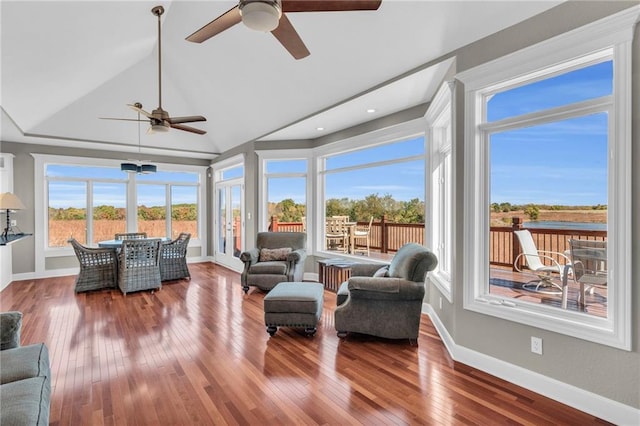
240, 1, 282, 32
150, 123, 170, 133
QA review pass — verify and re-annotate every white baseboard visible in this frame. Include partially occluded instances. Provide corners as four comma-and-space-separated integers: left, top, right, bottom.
422, 303, 640, 425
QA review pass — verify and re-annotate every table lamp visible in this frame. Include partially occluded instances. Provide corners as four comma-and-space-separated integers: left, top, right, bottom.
0, 192, 26, 238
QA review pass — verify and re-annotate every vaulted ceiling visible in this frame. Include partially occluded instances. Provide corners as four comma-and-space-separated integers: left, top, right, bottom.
1, 1, 561, 160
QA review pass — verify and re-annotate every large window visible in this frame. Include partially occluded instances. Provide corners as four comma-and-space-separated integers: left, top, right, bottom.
35, 155, 206, 261
258, 154, 308, 233
317, 121, 426, 260
458, 12, 633, 349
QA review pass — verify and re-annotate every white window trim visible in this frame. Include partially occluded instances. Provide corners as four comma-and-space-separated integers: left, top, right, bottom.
32, 154, 207, 272
256, 149, 312, 236
313, 119, 427, 258
425, 81, 455, 302
456, 7, 637, 350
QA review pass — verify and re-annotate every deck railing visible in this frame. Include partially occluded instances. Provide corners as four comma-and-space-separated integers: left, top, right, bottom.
270, 216, 606, 267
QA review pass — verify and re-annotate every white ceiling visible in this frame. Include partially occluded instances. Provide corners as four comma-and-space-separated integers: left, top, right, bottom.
1, 1, 561, 160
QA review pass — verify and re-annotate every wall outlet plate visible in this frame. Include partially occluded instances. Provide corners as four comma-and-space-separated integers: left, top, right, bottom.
531, 336, 543, 355
10, 220, 17, 226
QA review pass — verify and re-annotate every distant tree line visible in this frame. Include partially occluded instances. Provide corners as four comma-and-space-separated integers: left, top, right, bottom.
490, 202, 608, 220
269, 193, 425, 224
49, 204, 197, 221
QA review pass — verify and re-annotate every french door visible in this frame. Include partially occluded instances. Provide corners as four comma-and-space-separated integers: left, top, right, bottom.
214, 180, 244, 270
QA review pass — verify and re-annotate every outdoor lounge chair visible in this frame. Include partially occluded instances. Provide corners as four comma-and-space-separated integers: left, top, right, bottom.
561, 239, 607, 310
513, 229, 570, 294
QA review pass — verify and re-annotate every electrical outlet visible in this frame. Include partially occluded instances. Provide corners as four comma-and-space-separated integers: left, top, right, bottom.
10, 220, 17, 227
531, 337, 543, 355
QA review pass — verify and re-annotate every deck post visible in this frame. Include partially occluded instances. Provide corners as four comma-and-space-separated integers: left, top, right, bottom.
380, 215, 388, 253
270, 216, 279, 232
511, 217, 523, 271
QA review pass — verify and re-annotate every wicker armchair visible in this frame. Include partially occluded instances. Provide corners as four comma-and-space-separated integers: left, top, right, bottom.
118, 238, 162, 295
115, 232, 147, 240
68, 238, 118, 293
160, 233, 191, 281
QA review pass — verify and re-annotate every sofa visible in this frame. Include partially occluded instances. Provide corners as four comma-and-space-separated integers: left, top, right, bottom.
334, 243, 438, 343
0, 311, 51, 425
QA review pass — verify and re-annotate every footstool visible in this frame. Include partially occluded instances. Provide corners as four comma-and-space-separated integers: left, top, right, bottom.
263, 282, 324, 336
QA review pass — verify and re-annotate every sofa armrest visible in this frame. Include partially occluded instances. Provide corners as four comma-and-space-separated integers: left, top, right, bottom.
239, 248, 260, 264
1, 311, 23, 350
347, 277, 425, 301
350, 263, 389, 277
287, 248, 307, 264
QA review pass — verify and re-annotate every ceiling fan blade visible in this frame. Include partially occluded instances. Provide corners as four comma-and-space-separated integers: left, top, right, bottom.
127, 103, 154, 119
186, 5, 242, 43
271, 14, 310, 60
282, 0, 382, 13
99, 117, 148, 122
166, 115, 207, 125
170, 123, 207, 135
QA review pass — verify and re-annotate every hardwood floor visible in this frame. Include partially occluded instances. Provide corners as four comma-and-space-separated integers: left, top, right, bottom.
1, 263, 609, 425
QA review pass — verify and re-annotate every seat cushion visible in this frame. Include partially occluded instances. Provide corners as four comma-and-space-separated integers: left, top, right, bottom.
0, 344, 50, 385
0, 376, 51, 426
336, 281, 350, 306
249, 261, 288, 275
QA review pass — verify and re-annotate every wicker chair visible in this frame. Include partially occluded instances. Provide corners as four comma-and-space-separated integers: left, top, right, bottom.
68, 238, 118, 293
118, 238, 162, 295
115, 232, 147, 240
160, 233, 191, 281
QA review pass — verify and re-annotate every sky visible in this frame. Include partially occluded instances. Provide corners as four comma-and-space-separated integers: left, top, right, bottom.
48, 60, 611, 210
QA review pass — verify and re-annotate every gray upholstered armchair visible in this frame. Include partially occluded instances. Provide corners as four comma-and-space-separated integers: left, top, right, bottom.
240, 232, 307, 294
334, 243, 437, 343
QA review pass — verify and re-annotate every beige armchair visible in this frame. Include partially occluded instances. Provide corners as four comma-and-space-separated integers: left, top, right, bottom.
240, 232, 307, 294
335, 243, 437, 344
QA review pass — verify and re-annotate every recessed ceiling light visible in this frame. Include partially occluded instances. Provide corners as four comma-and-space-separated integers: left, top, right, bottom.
366, 108, 376, 113
316, 127, 324, 131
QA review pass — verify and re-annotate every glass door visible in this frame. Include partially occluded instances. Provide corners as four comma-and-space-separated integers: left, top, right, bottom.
215, 180, 244, 271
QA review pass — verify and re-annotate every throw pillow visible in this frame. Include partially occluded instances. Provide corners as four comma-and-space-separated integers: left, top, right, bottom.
259, 247, 292, 262
373, 265, 389, 277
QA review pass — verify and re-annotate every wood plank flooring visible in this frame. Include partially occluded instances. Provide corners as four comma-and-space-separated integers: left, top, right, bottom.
0, 262, 610, 425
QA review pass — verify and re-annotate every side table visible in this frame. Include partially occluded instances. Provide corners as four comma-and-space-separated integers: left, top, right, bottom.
317, 258, 355, 292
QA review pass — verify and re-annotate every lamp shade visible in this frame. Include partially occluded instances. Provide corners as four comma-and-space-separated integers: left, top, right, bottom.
239, 0, 281, 32
121, 163, 138, 173
0, 193, 26, 210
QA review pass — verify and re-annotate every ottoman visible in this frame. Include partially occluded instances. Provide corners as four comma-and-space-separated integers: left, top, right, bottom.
264, 282, 324, 336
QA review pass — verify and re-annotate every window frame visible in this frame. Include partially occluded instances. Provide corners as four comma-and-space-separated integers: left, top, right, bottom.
257, 149, 312, 237
33, 154, 206, 268
425, 81, 454, 302
457, 9, 635, 350
314, 119, 427, 258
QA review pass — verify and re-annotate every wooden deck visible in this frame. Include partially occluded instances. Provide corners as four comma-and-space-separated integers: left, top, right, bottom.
490, 267, 607, 318
0, 262, 610, 425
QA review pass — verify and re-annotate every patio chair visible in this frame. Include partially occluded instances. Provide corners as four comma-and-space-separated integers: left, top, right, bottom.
513, 229, 570, 294
160, 233, 191, 281
352, 217, 373, 256
325, 216, 348, 253
68, 238, 118, 293
115, 232, 147, 240
240, 232, 307, 294
561, 239, 607, 310
118, 238, 162, 295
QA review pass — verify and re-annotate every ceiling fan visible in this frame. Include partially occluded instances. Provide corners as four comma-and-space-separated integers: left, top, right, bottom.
186, 0, 382, 60
102, 6, 207, 135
